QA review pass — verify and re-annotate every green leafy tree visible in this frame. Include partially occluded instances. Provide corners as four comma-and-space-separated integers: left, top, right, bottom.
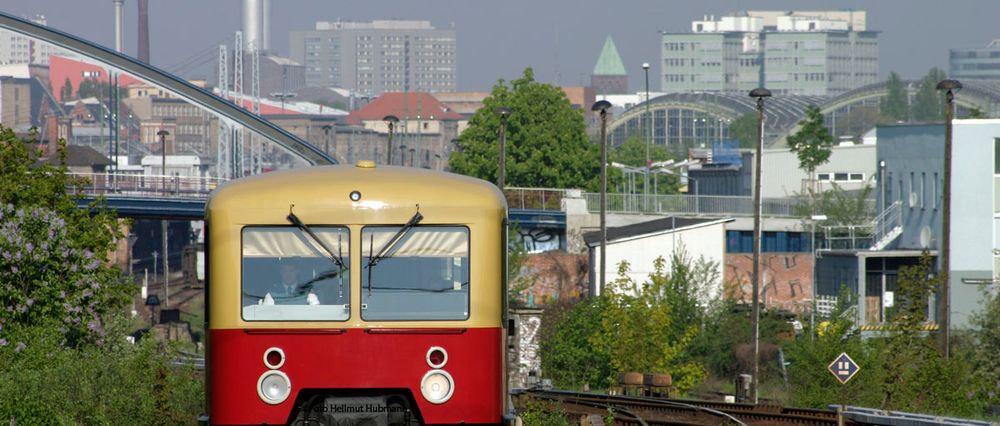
610, 136, 680, 194
787, 105, 835, 182
0, 126, 133, 348
911, 68, 947, 122
591, 257, 708, 393
60, 78, 74, 101
881, 72, 909, 122
969, 286, 1000, 407
539, 297, 613, 389
449, 68, 600, 190
728, 112, 758, 149
965, 106, 987, 119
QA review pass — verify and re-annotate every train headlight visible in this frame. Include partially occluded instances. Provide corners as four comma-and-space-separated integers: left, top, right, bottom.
263, 347, 285, 369
420, 370, 454, 404
257, 371, 291, 404
426, 346, 448, 369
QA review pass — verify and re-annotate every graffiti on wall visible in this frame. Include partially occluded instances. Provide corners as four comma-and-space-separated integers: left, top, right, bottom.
507, 309, 543, 388
516, 252, 588, 307
725, 253, 814, 313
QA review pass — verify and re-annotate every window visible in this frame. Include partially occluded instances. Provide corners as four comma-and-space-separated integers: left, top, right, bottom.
361, 226, 469, 320
241, 226, 350, 321
921, 172, 927, 209
994, 138, 1000, 175
834, 173, 849, 181
850, 173, 864, 181
817, 173, 831, 181
933, 172, 939, 209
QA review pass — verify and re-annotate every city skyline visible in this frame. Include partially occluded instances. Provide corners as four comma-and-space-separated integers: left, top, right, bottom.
1, 0, 999, 92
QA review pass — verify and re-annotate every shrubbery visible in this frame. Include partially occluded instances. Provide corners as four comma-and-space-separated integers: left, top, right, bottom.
0, 128, 203, 423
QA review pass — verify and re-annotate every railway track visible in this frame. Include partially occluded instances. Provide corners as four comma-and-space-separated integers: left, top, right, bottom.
517, 389, 858, 426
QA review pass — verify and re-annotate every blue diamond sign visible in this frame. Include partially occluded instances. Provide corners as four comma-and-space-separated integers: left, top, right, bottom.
828, 352, 860, 384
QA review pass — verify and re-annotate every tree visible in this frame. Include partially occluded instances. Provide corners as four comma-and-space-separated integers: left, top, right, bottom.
968, 285, 1000, 408
728, 112, 758, 149
911, 68, 947, 122
881, 72, 909, 123
965, 106, 987, 119
0, 127, 133, 348
787, 105, 835, 182
609, 136, 680, 194
60, 78, 73, 101
449, 68, 601, 190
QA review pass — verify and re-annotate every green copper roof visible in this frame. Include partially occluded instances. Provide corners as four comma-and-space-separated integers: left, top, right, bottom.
593, 36, 627, 76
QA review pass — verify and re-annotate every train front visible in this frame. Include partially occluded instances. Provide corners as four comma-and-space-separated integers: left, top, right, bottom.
205, 164, 508, 425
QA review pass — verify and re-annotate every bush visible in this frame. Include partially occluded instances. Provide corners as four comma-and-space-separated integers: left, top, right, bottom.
0, 319, 203, 425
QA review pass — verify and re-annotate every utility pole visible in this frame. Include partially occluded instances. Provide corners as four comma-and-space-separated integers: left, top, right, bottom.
748, 87, 771, 404
936, 79, 961, 359
593, 100, 612, 294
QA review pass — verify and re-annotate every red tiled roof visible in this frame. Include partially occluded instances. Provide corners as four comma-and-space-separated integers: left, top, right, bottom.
345, 92, 462, 124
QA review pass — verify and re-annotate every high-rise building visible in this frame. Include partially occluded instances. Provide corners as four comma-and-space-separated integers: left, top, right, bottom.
0, 15, 63, 66
591, 36, 628, 95
950, 40, 1000, 81
290, 20, 456, 95
660, 11, 878, 96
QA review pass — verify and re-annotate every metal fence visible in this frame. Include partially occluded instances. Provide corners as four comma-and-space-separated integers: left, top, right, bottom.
582, 192, 808, 217
70, 172, 225, 199
504, 187, 568, 211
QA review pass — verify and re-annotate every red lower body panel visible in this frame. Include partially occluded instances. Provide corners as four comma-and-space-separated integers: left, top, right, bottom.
208, 327, 503, 425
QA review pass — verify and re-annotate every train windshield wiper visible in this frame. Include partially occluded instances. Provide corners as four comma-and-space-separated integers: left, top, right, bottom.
366, 207, 423, 294
286, 206, 347, 272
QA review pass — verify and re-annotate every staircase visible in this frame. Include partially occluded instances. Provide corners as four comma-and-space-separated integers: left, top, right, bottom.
869, 201, 902, 250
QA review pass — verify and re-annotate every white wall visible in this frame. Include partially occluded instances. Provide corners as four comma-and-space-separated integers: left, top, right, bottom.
590, 221, 728, 303
761, 144, 876, 198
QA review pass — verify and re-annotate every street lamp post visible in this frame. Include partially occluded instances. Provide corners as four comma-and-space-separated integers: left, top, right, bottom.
384, 115, 399, 166
157, 129, 169, 195
748, 87, 771, 404
936, 78, 961, 359
495, 106, 512, 189
643, 62, 651, 204
322, 124, 333, 160
592, 100, 612, 294
810, 214, 828, 341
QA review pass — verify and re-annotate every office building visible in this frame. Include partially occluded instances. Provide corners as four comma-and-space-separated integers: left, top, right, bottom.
661, 11, 878, 96
0, 15, 63, 65
290, 20, 456, 95
949, 40, 1000, 81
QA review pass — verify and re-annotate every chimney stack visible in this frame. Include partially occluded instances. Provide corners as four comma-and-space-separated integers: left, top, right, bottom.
113, 0, 124, 53
137, 0, 149, 62
242, 0, 261, 51
262, 0, 271, 51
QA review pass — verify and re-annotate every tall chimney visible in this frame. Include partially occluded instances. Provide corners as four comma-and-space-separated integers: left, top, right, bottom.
137, 0, 149, 62
113, 0, 124, 53
242, 0, 261, 51
262, 0, 271, 51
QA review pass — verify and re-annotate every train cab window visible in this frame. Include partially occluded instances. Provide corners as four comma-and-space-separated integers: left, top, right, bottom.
241, 226, 350, 321
361, 226, 469, 320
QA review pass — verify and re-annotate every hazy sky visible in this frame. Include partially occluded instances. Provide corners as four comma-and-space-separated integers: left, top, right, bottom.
2, 0, 999, 92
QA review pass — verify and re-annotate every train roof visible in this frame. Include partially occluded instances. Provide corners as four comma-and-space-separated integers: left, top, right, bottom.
206, 164, 507, 224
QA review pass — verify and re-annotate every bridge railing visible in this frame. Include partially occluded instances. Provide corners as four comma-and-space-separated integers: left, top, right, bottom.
70, 172, 225, 199
582, 192, 808, 217
503, 187, 567, 211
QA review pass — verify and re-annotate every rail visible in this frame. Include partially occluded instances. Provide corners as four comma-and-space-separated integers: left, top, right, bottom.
70, 172, 225, 199
518, 389, 854, 425
870, 200, 902, 250
503, 187, 568, 211
583, 192, 809, 217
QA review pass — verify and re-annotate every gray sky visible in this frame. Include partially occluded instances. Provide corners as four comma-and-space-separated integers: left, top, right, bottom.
2, 0, 999, 92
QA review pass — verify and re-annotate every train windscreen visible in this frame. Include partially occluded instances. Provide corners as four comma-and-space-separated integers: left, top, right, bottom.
361, 226, 470, 320
241, 226, 350, 321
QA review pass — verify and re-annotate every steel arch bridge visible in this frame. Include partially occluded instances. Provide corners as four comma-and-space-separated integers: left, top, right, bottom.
0, 11, 334, 167
609, 79, 1000, 150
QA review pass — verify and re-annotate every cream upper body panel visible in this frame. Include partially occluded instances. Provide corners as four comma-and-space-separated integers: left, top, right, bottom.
207, 165, 507, 330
